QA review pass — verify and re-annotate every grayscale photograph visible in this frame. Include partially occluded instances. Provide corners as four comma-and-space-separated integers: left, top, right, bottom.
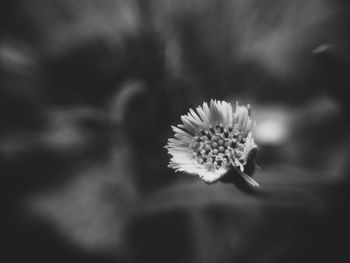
1, 1, 350, 262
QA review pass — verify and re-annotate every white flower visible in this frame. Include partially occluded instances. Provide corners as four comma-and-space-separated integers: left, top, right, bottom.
165, 99, 259, 185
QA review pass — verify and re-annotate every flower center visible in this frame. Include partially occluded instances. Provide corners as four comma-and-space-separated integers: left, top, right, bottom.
190, 124, 246, 171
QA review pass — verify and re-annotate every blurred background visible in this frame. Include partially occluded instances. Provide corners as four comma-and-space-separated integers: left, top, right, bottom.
1, 0, 350, 262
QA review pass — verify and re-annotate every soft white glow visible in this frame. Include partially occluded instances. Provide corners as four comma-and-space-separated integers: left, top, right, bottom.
252, 107, 292, 145
255, 119, 288, 145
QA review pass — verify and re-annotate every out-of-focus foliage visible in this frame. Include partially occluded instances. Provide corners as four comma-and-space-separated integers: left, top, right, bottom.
1, 0, 350, 262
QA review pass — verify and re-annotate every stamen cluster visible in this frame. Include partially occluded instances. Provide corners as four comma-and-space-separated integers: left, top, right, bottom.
191, 124, 246, 172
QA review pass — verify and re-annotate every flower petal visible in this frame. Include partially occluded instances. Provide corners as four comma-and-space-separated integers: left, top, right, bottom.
238, 170, 260, 187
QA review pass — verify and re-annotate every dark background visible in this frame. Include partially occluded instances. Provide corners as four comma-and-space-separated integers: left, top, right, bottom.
1, 0, 350, 262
